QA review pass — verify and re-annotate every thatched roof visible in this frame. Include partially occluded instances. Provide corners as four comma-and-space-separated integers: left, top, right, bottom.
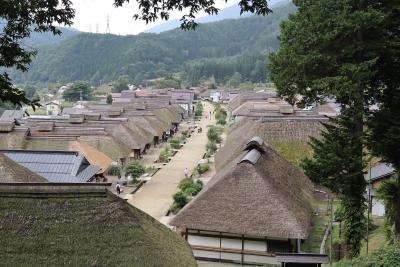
78, 136, 129, 160
69, 141, 112, 174
0, 190, 196, 266
215, 119, 324, 170
128, 117, 163, 137
170, 141, 313, 239
106, 124, 147, 151
123, 120, 154, 144
0, 154, 48, 183
228, 92, 277, 112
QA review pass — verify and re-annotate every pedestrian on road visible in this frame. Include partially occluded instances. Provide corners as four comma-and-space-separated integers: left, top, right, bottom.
184, 168, 189, 178
116, 182, 121, 195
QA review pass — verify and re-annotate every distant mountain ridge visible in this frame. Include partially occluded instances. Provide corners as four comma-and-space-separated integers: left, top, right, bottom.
7, 3, 296, 86
145, 0, 291, 33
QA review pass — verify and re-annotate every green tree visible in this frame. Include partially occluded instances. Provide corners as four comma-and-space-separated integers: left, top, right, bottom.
227, 72, 242, 88
106, 94, 113, 104
195, 102, 203, 116
207, 126, 222, 144
0, 1, 73, 108
368, 86, 400, 241
124, 161, 146, 179
269, 0, 388, 257
63, 81, 92, 102
155, 76, 181, 89
112, 75, 130, 93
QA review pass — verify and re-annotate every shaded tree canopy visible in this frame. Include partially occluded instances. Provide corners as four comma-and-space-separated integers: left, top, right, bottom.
63, 81, 92, 102
0, 0, 74, 107
269, 0, 395, 258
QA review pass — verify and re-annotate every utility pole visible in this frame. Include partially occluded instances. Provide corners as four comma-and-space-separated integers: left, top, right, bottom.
329, 197, 333, 266
366, 161, 372, 255
79, 90, 83, 101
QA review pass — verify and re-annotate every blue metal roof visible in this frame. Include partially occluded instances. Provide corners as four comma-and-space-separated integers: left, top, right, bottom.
0, 150, 100, 183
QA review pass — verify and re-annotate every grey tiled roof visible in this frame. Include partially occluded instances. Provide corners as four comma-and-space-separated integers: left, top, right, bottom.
0, 150, 100, 183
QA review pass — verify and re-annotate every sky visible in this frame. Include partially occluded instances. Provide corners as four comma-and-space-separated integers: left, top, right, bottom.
71, 0, 238, 35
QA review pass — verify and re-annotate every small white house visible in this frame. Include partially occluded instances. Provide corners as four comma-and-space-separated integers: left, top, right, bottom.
45, 100, 61, 115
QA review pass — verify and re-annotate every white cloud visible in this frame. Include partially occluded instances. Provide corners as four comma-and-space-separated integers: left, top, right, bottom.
71, 0, 238, 35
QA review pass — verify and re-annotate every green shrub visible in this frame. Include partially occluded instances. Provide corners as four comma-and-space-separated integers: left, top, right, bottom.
124, 161, 146, 179
195, 102, 203, 116
159, 146, 171, 162
197, 163, 210, 174
206, 141, 218, 154
169, 136, 181, 149
334, 245, 400, 267
107, 165, 121, 176
173, 191, 188, 209
207, 126, 222, 144
178, 178, 203, 196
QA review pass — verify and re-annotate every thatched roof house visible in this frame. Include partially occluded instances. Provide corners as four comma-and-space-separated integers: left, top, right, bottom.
0, 154, 48, 183
0, 184, 196, 266
170, 138, 313, 265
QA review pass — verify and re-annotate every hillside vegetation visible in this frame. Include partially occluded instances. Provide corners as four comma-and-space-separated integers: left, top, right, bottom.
8, 4, 295, 86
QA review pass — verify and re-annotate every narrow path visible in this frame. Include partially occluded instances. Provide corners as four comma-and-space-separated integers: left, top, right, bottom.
126, 102, 215, 220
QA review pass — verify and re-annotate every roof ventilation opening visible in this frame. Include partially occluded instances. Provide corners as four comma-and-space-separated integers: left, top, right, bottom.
239, 149, 262, 165
244, 136, 265, 153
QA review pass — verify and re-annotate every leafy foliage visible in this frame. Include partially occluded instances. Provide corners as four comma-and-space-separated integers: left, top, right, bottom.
169, 136, 182, 149
268, 0, 396, 257
106, 94, 113, 104
0, 0, 74, 107
63, 81, 92, 101
178, 178, 203, 196
185, 52, 268, 86
197, 163, 209, 174
334, 245, 400, 267
159, 146, 172, 162
112, 75, 129, 93
124, 161, 146, 179
154, 75, 181, 89
195, 102, 203, 117
207, 126, 222, 144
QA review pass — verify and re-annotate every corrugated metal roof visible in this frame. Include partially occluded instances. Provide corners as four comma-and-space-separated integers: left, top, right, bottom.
0, 150, 98, 183
365, 163, 395, 181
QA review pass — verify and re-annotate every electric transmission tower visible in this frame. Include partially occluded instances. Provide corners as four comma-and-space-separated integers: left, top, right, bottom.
106, 15, 110, 34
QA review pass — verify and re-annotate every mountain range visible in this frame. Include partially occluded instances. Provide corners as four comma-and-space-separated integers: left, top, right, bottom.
145, 0, 291, 33
8, 2, 295, 86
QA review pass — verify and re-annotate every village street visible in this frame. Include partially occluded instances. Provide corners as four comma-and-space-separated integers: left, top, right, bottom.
126, 101, 216, 222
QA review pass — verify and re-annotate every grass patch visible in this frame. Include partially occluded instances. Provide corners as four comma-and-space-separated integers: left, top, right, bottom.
269, 140, 313, 167
360, 218, 387, 256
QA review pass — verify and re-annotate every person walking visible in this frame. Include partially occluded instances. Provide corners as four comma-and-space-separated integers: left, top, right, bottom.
116, 182, 121, 195
184, 168, 189, 178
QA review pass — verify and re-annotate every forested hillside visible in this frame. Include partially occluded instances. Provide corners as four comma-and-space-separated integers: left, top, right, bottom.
9, 3, 295, 86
